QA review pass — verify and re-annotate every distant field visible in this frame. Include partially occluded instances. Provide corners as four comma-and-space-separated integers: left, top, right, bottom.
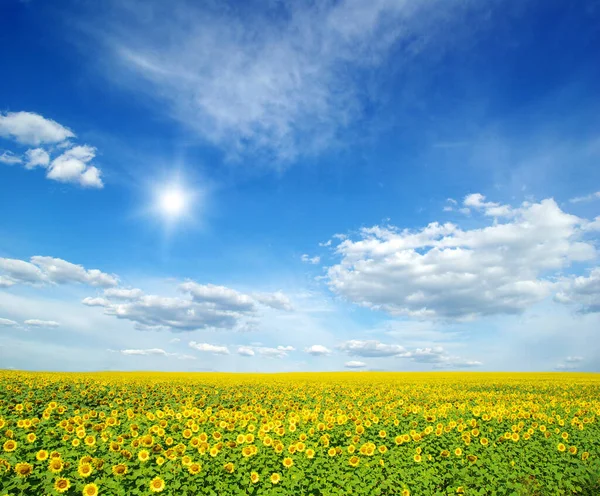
0, 371, 599, 495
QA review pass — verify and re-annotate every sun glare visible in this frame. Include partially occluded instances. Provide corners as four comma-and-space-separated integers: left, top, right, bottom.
159, 188, 186, 217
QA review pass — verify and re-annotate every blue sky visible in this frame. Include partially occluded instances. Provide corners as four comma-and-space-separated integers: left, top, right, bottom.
1, 0, 599, 372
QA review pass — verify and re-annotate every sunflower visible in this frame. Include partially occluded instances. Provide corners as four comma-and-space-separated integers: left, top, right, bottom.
54, 478, 71, 493
582, 451, 590, 461
283, 457, 294, 468
156, 456, 165, 466
78, 463, 93, 478
138, 450, 150, 462
82, 483, 99, 496
401, 490, 410, 496
557, 443, 566, 452
270, 472, 281, 484
467, 454, 478, 463
413, 454, 422, 463
569, 446, 577, 455
26, 433, 36, 443
149, 477, 166, 493
112, 463, 128, 476
48, 458, 64, 473
328, 447, 337, 457
306, 449, 315, 459
349, 455, 360, 467
15, 462, 33, 477
36, 449, 49, 461
2, 440, 17, 453
84, 436, 96, 446
454, 448, 462, 457
188, 462, 201, 475
224, 462, 235, 473
250, 471, 259, 484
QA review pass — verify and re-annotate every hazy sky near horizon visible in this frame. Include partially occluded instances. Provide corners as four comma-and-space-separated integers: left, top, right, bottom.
1, 0, 599, 372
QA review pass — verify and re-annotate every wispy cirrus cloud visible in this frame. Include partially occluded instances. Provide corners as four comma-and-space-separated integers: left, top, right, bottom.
81, 0, 488, 161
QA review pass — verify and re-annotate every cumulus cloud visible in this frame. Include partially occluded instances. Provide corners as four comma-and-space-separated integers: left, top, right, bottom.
103, 288, 144, 300
337, 340, 407, 357
237, 346, 255, 357
252, 291, 294, 311
555, 268, 600, 313
0, 318, 18, 327
85, 281, 293, 333
0, 151, 22, 165
24, 319, 60, 328
554, 356, 584, 371
301, 254, 321, 265
24, 148, 50, 169
189, 341, 230, 355
304, 344, 331, 356
0, 112, 105, 188
326, 197, 597, 320
47, 145, 103, 188
0, 255, 118, 288
121, 348, 168, 356
118, 348, 197, 360
336, 339, 480, 369
0, 111, 75, 145
403, 346, 482, 368
256, 345, 295, 359
345, 361, 367, 369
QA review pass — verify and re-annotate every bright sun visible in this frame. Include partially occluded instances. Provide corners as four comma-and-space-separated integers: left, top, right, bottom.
159, 188, 186, 217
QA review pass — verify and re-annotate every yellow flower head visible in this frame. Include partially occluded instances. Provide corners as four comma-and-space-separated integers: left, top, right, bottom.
224, 462, 235, 473
150, 477, 165, 493
78, 463, 93, 478
36, 449, 49, 461
15, 462, 33, 477
54, 477, 71, 493
112, 463, 128, 476
270, 472, 281, 484
48, 458, 64, 473
2, 440, 17, 453
250, 471, 259, 483
82, 482, 99, 496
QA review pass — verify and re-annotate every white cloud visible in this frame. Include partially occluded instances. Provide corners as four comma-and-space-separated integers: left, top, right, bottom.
82, 297, 110, 307
565, 356, 584, 363
403, 346, 482, 368
301, 254, 321, 265
24, 148, 50, 169
555, 268, 600, 313
24, 319, 60, 328
569, 191, 600, 203
337, 339, 407, 357
103, 288, 144, 300
344, 360, 367, 369
0, 151, 22, 165
169, 338, 181, 344
554, 356, 585, 371
47, 145, 103, 188
0, 111, 75, 146
120, 348, 168, 356
91, 0, 478, 160
256, 346, 293, 359
251, 291, 294, 311
237, 346, 255, 357
30, 256, 119, 287
463, 193, 514, 218
304, 344, 331, 356
0, 318, 18, 327
326, 197, 597, 320
85, 280, 292, 333
189, 341, 230, 355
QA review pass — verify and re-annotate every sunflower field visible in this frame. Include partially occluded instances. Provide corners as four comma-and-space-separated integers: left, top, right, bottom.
0, 371, 599, 496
